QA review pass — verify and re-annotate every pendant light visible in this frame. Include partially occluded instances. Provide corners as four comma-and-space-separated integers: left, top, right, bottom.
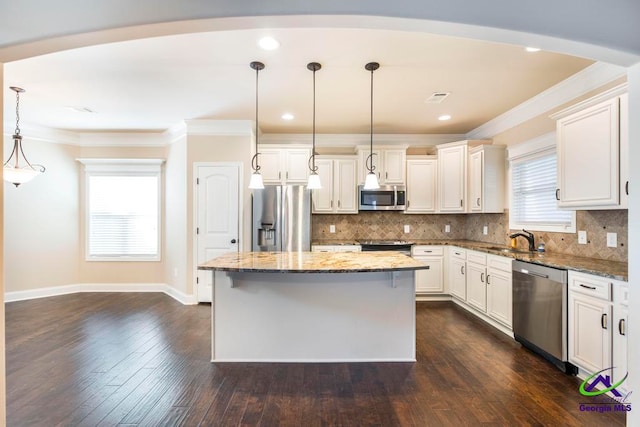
363, 62, 380, 190
306, 62, 322, 190
248, 61, 265, 189
3, 87, 46, 187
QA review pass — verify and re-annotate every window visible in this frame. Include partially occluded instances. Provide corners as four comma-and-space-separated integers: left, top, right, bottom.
509, 136, 575, 233
81, 159, 163, 261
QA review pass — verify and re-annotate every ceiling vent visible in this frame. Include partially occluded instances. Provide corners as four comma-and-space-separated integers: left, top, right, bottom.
425, 92, 450, 104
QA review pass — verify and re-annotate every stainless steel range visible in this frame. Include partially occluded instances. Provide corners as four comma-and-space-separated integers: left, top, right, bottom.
358, 240, 414, 256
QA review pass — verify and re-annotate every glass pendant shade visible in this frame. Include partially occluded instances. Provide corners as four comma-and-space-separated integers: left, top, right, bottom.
364, 172, 380, 190
307, 172, 322, 190
248, 172, 264, 189
3, 165, 41, 186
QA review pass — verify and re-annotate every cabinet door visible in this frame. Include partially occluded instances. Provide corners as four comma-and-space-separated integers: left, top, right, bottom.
613, 304, 628, 390
383, 149, 406, 184
487, 267, 512, 328
284, 149, 310, 183
449, 257, 466, 300
359, 149, 382, 184
312, 159, 334, 213
438, 145, 467, 212
557, 97, 619, 208
334, 159, 358, 213
406, 159, 437, 213
469, 151, 483, 212
619, 93, 629, 209
414, 257, 444, 293
260, 149, 283, 183
466, 262, 487, 312
568, 292, 612, 373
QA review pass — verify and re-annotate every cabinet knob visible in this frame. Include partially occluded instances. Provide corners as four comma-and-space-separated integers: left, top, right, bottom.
555, 189, 560, 201
486, 274, 490, 285
601, 313, 608, 330
461, 265, 465, 275
626, 181, 629, 196
619, 318, 626, 336
476, 197, 480, 206
460, 199, 463, 207
480, 272, 485, 283
230, 239, 237, 244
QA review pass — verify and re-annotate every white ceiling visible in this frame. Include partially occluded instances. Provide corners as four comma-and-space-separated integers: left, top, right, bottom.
3, 27, 593, 135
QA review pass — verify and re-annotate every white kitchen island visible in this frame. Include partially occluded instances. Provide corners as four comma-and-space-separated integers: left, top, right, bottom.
198, 251, 429, 363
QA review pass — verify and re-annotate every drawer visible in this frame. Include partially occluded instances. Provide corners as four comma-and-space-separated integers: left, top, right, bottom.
568, 271, 611, 301
449, 247, 466, 260
412, 246, 443, 256
467, 250, 487, 265
487, 254, 512, 272
613, 281, 629, 306
334, 245, 361, 253
311, 245, 334, 253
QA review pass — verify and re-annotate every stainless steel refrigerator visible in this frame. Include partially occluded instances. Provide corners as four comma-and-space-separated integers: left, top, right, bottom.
252, 185, 311, 251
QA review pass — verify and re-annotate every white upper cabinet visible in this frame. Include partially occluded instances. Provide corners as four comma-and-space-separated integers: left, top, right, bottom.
552, 85, 628, 209
437, 143, 467, 213
468, 145, 506, 213
312, 156, 358, 214
259, 146, 311, 184
405, 157, 437, 214
357, 146, 406, 185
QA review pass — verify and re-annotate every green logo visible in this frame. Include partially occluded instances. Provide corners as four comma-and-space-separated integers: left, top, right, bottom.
579, 368, 627, 397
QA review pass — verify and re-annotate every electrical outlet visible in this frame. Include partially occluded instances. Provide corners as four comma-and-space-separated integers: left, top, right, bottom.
483, 225, 488, 235
404, 224, 410, 234
607, 232, 617, 248
445, 224, 451, 233
329, 225, 336, 233
578, 230, 587, 245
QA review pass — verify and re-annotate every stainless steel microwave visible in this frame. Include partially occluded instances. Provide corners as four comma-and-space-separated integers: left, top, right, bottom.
358, 185, 406, 211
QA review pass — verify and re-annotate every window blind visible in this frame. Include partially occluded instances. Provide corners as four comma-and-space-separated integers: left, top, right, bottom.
88, 175, 159, 258
511, 153, 573, 229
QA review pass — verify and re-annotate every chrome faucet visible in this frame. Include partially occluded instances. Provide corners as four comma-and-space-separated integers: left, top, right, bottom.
509, 229, 536, 252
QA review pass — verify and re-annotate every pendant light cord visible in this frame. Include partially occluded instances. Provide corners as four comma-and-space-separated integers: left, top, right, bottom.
369, 66, 373, 171
254, 65, 260, 172
14, 89, 21, 136
311, 66, 317, 172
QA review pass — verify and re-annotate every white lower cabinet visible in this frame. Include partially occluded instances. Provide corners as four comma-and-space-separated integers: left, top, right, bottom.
486, 255, 513, 328
412, 246, 444, 293
465, 251, 487, 312
568, 271, 628, 393
448, 247, 467, 300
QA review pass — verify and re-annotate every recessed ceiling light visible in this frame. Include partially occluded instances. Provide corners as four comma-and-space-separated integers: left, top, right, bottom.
258, 37, 280, 51
438, 115, 452, 121
525, 47, 541, 52
281, 113, 294, 120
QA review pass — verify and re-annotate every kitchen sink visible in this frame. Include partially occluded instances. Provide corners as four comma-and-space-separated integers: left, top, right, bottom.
486, 246, 530, 254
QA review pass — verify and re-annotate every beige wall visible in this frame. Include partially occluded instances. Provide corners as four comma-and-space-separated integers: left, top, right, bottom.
76, 144, 167, 284
3, 139, 80, 292
164, 137, 188, 294
185, 134, 252, 295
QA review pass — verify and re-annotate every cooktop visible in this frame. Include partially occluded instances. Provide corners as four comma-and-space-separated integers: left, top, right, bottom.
358, 240, 414, 245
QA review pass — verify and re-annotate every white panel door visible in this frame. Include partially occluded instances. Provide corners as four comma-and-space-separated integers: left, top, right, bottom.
466, 261, 487, 312
383, 149, 406, 184
406, 159, 437, 213
438, 145, 467, 212
312, 159, 334, 213
469, 151, 483, 212
259, 148, 283, 183
284, 149, 311, 183
335, 159, 358, 213
196, 165, 240, 302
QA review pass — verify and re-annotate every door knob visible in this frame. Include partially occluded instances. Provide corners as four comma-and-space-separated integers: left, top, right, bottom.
231, 239, 237, 244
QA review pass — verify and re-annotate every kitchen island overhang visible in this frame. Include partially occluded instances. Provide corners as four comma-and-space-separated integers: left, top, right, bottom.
199, 251, 429, 363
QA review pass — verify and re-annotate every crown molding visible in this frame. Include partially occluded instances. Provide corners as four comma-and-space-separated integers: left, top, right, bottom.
76, 132, 167, 147
465, 61, 627, 140
260, 133, 465, 147
2, 123, 79, 145
549, 83, 628, 120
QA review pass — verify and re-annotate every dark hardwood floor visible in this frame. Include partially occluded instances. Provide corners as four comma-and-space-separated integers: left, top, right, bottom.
6, 293, 626, 426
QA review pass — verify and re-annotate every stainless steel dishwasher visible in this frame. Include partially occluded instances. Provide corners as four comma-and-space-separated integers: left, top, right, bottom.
512, 260, 577, 374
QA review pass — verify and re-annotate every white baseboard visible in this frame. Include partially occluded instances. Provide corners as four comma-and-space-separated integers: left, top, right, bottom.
4, 283, 198, 305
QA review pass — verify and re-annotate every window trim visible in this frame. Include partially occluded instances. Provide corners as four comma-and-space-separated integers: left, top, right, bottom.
508, 134, 576, 234
79, 158, 164, 262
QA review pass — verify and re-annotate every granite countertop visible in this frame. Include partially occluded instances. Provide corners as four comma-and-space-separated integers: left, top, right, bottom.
312, 239, 628, 281
198, 251, 430, 273
311, 240, 360, 246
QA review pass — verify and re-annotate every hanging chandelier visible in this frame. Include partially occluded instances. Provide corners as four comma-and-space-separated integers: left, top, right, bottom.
363, 62, 380, 190
248, 61, 266, 190
3, 87, 45, 187
306, 62, 322, 190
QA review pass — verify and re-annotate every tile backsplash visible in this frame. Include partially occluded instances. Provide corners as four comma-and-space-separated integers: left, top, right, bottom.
312, 209, 627, 262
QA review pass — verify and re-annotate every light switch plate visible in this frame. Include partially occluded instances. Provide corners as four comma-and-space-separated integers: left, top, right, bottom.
404, 224, 410, 234
578, 230, 587, 244
445, 224, 451, 233
607, 232, 617, 248
483, 225, 488, 235
329, 225, 336, 233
